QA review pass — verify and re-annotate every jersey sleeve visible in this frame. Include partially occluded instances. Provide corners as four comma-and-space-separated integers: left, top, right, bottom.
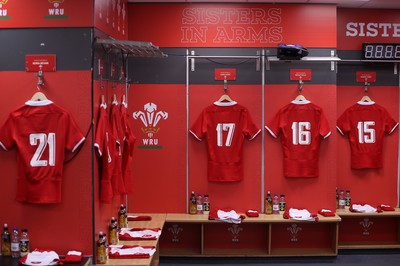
189, 109, 206, 141
383, 109, 399, 134
65, 113, 85, 153
0, 114, 16, 151
94, 105, 107, 157
265, 109, 282, 138
319, 108, 331, 139
243, 109, 261, 140
336, 109, 350, 136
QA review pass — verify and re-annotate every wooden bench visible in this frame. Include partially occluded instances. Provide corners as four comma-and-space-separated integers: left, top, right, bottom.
159, 213, 341, 257
337, 208, 400, 249
106, 213, 166, 266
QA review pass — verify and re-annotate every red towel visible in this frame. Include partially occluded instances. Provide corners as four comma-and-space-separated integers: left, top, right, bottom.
246, 209, 259, 217
318, 209, 335, 217
127, 215, 152, 221
378, 204, 395, 212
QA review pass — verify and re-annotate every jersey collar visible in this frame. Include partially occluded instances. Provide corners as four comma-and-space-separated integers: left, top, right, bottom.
213, 101, 238, 106
25, 99, 54, 106
357, 101, 375, 105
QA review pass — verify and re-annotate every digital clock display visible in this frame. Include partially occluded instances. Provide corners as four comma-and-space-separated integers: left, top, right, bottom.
362, 43, 400, 60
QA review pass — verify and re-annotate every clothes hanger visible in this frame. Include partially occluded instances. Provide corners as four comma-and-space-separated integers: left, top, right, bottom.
217, 79, 234, 102
217, 93, 234, 102
360, 95, 372, 102
294, 80, 307, 101
360, 81, 372, 102
294, 94, 307, 101
30, 85, 48, 101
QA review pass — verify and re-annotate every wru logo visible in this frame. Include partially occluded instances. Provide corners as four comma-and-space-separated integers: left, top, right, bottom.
132, 103, 168, 147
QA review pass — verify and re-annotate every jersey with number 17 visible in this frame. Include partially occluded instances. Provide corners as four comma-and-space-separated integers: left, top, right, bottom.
190, 102, 260, 182
0, 100, 85, 203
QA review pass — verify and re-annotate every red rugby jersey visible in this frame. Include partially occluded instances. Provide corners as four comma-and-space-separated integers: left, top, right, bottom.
266, 99, 331, 178
337, 101, 398, 169
120, 101, 136, 194
190, 101, 260, 182
94, 103, 116, 203
0, 100, 85, 203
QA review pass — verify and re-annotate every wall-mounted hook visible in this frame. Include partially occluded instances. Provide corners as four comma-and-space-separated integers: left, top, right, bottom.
298, 79, 303, 92
364, 80, 370, 92
35, 65, 44, 86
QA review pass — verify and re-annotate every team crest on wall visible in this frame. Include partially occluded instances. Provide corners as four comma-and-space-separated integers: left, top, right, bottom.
0, 0, 9, 19
46, 0, 67, 19
132, 102, 168, 149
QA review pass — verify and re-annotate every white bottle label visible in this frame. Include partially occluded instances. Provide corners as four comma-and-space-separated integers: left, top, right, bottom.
11, 243, 19, 252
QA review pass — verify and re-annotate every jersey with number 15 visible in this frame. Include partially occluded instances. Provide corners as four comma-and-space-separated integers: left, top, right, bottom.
336, 101, 398, 169
266, 100, 331, 178
190, 102, 260, 182
0, 100, 85, 203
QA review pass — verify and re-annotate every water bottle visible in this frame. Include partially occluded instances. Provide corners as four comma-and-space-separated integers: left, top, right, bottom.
265, 191, 272, 214
118, 204, 128, 228
11, 227, 19, 258
335, 187, 339, 209
19, 229, 29, 258
345, 190, 351, 209
196, 194, 203, 214
96, 232, 107, 264
279, 194, 286, 213
108, 217, 118, 245
203, 194, 210, 215
338, 189, 345, 209
272, 194, 280, 214
1, 223, 11, 257
189, 191, 197, 215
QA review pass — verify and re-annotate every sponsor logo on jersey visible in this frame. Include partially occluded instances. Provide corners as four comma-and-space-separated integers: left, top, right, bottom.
132, 102, 168, 149
45, 0, 67, 19
0, 0, 10, 20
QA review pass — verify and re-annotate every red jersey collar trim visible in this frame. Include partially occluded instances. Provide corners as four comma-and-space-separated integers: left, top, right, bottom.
25, 99, 53, 106
213, 101, 238, 106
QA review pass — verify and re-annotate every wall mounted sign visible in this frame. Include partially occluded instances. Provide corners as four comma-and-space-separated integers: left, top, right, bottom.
356, 71, 376, 83
214, 68, 237, 81
25, 54, 56, 72
290, 69, 312, 81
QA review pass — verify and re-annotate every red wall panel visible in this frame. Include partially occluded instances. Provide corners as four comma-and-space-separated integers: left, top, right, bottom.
0, 71, 93, 255
128, 4, 336, 48
94, 0, 128, 40
0, 0, 93, 28
128, 84, 187, 213
338, 8, 400, 50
